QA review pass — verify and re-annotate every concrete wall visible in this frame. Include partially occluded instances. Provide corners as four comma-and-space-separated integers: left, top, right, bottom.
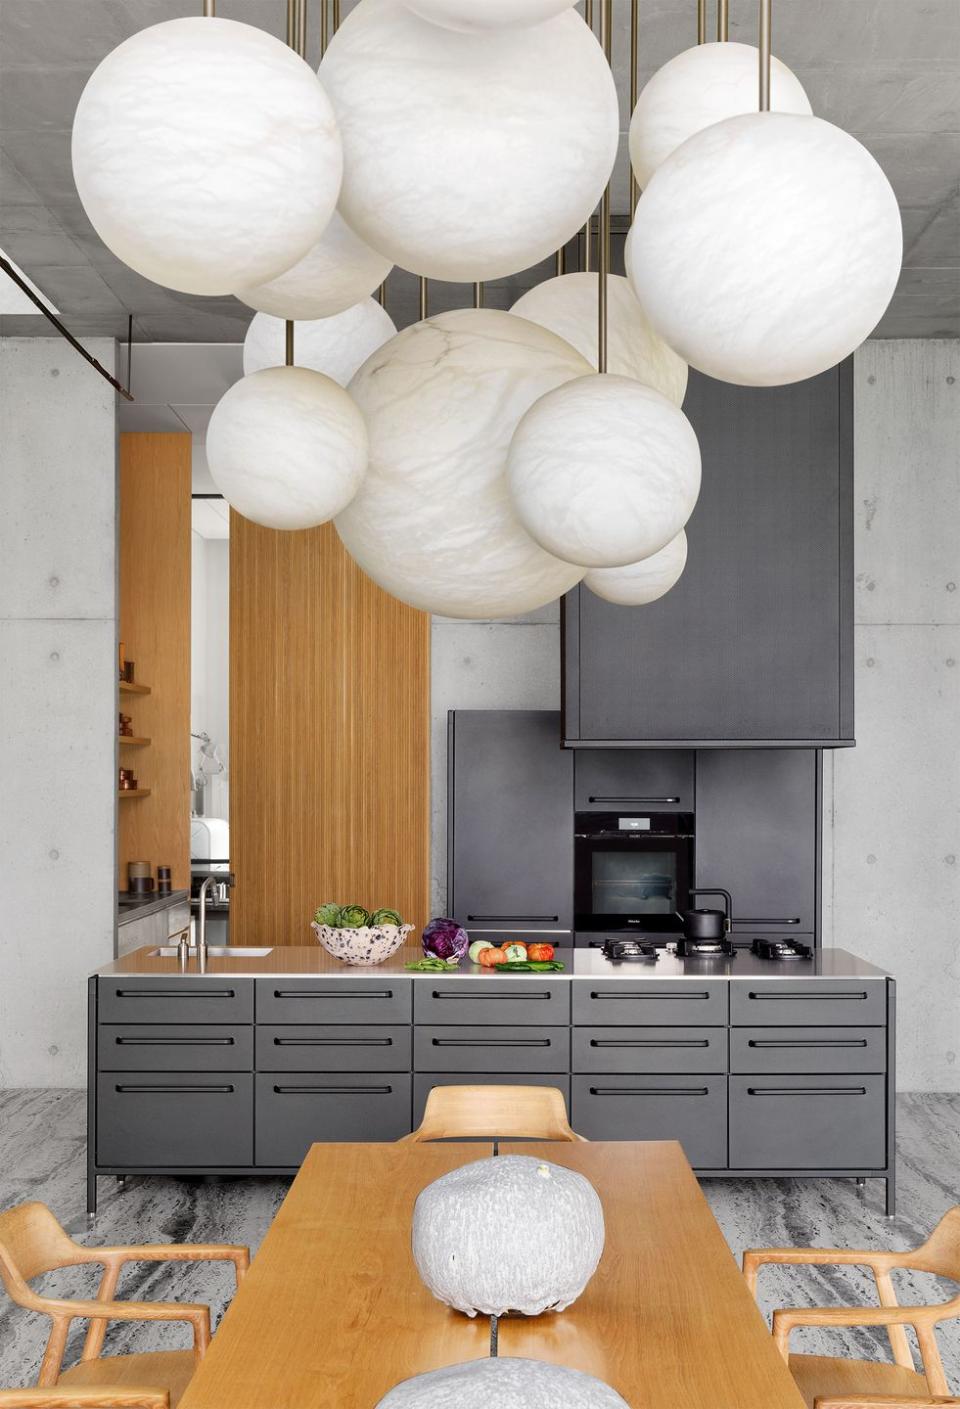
430, 340, 960, 1091
0, 338, 117, 1087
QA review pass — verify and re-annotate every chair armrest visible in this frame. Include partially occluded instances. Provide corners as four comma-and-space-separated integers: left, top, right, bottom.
772, 1303, 940, 1359
815, 1398, 960, 1408
93, 1244, 249, 1287
43, 1294, 211, 1359
743, 1246, 887, 1297
0, 1392, 169, 1408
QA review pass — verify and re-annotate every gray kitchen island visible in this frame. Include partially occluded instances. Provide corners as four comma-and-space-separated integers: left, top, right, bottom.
87, 945, 895, 1215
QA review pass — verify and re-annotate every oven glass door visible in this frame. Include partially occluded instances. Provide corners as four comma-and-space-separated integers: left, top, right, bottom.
575, 832, 691, 932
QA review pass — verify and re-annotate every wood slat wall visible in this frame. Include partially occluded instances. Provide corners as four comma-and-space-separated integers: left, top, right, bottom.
118, 433, 192, 891
229, 518, 430, 947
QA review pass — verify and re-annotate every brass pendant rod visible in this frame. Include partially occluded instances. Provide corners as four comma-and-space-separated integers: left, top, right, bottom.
473, 282, 484, 309
758, 0, 772, 110
697, 0, 706, 43
286, 0, 296, 45
320, 0, 329, 55
581, 0, 595, 272
282, 0, 305, 370
285, 320, 295, 366
597, 0, 612, 374
376, 281, 387, 309
717, 0, 729, 40
297, 0, 307, 57
203, 0, 215, 14
419, 277, 428, 320
333, 0, 341, 27
629, 0, 639, 211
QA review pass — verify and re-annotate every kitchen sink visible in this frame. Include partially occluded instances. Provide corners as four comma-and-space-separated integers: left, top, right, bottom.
148, 946, 274, 958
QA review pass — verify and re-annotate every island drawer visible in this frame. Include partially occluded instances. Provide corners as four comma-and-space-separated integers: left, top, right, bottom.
256, 1025, 411, 1072
414, 979, 570, 1026
413, 1072, 568, 1125
255, 1074, 411, 1164
730, 982, 886, 1027
571, 1075, 727, 1168
573, 1026, 726, 1075
97, 1073, 253, 1167
98, 1025, 253, 1072
572, 981, 727, 1027
729, 1074, 886, 1169
730, 1027, 886, 1075
98, 978, 253, 1025
415, 1025, 569, 1074
255, 979, 412, 1024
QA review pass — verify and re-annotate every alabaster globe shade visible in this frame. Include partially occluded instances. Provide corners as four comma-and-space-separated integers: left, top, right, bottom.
336, 309, 590, 619
629, 41, 811, 190
628, 113, 902, 386
508, 374, 701, 569
235, 211, 392, 320
206, 367, 367, 530
512, 273, 687, 406
243, 301, 397, 387
584, 531, 688, 605
401, 0, 577, 29
320, 0, 618, 280
72, 18, 342, 296
412, 1156, 604, 1317
376, 1358, 630, 1409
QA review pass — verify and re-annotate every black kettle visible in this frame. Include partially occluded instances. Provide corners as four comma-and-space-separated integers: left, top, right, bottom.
678, 888, 733, 942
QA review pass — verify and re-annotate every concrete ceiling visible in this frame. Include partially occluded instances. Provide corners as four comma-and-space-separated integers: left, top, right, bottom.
0, 0, 957, 345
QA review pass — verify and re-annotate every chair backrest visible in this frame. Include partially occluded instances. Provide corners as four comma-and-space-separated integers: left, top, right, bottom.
402, 1084, 586, 1143
0, 1203, 88, 1307
903, 1206, 960, 1282
0, 1392, 169, 1408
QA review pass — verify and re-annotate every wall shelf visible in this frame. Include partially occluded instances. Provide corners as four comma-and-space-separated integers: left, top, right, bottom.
119, 736, 151, 747
119, 789, 152, 799
119, 680, 151, 695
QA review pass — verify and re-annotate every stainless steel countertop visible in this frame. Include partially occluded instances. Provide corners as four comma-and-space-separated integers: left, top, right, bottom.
94, 945, 891, 981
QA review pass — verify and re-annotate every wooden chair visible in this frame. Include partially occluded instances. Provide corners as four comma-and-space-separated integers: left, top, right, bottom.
0, 1202, 250, 1409
743, 1206, 960, 1409
400, 1084, 587, 1143
814, 1398, 960, 1408
0, 1392, 169, 1407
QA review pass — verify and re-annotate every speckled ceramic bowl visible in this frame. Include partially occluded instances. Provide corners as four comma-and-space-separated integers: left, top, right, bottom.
311, 922, 414, 966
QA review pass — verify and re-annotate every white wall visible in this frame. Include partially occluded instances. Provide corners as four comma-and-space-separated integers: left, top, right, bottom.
190, 534, 229, 821
0, 338, 117, 1087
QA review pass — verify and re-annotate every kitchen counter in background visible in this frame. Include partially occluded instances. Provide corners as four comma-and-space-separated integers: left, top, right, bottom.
116, 890, 191, 959
117, 890, 190, 926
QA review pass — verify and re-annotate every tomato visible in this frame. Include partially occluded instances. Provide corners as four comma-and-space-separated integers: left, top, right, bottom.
478, 947, 508, 967
526, 943, 555, 962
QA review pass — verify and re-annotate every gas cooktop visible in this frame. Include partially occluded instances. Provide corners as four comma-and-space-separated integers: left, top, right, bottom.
601, 937, 659, 962
674, 937, 737, 959
751, 937, 813, 961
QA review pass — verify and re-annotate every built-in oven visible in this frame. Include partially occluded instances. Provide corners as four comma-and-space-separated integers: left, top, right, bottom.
574, 811, 694, 937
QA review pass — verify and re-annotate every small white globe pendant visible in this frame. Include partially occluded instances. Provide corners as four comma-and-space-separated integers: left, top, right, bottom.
376, 1358, 630, 1409
507, 374, 701, 569
235, 211, 392, 321
401, 0, 578, 30
629, 41, 811, 190
206, 366, 367, 531
584, 531, 688, 605
243, 301, 397, 387
72, 18, 343, 295
628, 113, 902, 386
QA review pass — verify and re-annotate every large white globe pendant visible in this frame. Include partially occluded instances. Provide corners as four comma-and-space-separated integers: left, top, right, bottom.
401, 0, 578, 30
320, 0, 618, 281
207, 367, 367, 531
235, 211, 392, 321
376, 1358, 630, 1409
629, 41, 811, 190
72, 18, 343, 296
243, 302, 397, 387
335, 309, 591, 619
511, 273, 688, 406
628, 113, 902, 386
507, 374, 701, 569
584, 531, 688, 605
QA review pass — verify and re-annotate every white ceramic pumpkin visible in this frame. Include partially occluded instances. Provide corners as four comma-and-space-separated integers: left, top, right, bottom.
375, 1357, 630, 1408
411, 1154, 604, 1317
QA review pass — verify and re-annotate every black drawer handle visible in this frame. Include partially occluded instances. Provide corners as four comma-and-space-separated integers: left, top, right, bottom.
431, 1037, 551, 1048
116, 988, 237, 999
747, 1086, 867, 1097
273, 1036, 393, 1047
747, 1039, 868, 1049
590, 1038, 709, 1049
586, 796, 680, 804
747, 991, 868, 1002
272, 1084, 393, 1095
115, 1036, 236, 1047
589, 1086, 709, 1096
736, 918, 802, 926
467, 915, 559, 923
273, 989, 395, 999
590, 990, 711, 1001
431, 990, 554, 1001
115, 1083, 235, 1094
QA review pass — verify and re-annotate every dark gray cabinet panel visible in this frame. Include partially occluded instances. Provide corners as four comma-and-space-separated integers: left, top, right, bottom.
255, 1074, 412, 1163
572, 979, 727, 1027
99, 978, 253, 1024
695, 750, 818, 933
563, 364, 853, 746
730, 981, 886, 1027
97, 1073, 253, 1166
413, 1072, 569, 1125
98, 1025, 252, 1072
448, 710, 573, 933
415, 1025, 570, 1074
729, 1075, 886, 1169
255, 978, 411, 1024
571, 1075, 727, 1166
730, 1027, 885, 1075
256, 1025, 412, 1072
573, 1026, 726, 1075
574, 751, 694, 812
415, 977, 570, 1026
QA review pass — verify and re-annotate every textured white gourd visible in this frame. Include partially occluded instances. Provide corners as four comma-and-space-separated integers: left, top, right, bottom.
412, 1155, 604, 1317
319, 0, 618, 280
376, 1357, 630, 1408
72, 18, 342, 295
243, 301, 397, 388
235, 211, 392, 321
401, 0, 578, 30
512, 274, 687, 407
584, 531, 688, 605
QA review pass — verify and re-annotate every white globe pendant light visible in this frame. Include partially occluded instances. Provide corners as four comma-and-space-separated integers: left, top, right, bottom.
335, 309, 591, 619
584, 531, 688, 605
376, 1358, 630, 1409
628, 112, 902, 386
507, 374, 701, 569
629, 41, 811, 190
319, 0, 618, 281
72, 18, 343, 296
207, 366, 367, 531
243, 301, 397, 387
400, 0, 578, 30
511, 273, 688, 406
235, 211, 392, 321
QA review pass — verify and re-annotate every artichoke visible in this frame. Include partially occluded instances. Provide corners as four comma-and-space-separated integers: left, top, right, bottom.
338, 904, 370, 928
369, 907, 403, 927
313, 901, 342, 927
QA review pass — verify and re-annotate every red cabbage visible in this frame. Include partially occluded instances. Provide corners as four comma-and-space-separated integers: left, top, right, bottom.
422, 916, 469, 964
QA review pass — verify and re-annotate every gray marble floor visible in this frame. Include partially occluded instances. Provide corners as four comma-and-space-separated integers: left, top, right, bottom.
0, 1090, 957, 1394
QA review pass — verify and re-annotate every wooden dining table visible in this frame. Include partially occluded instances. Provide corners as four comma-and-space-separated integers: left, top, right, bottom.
178, 1140, 806, 1409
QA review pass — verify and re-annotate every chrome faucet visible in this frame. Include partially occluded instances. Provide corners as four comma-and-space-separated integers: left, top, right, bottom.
196, 871, 235, 972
